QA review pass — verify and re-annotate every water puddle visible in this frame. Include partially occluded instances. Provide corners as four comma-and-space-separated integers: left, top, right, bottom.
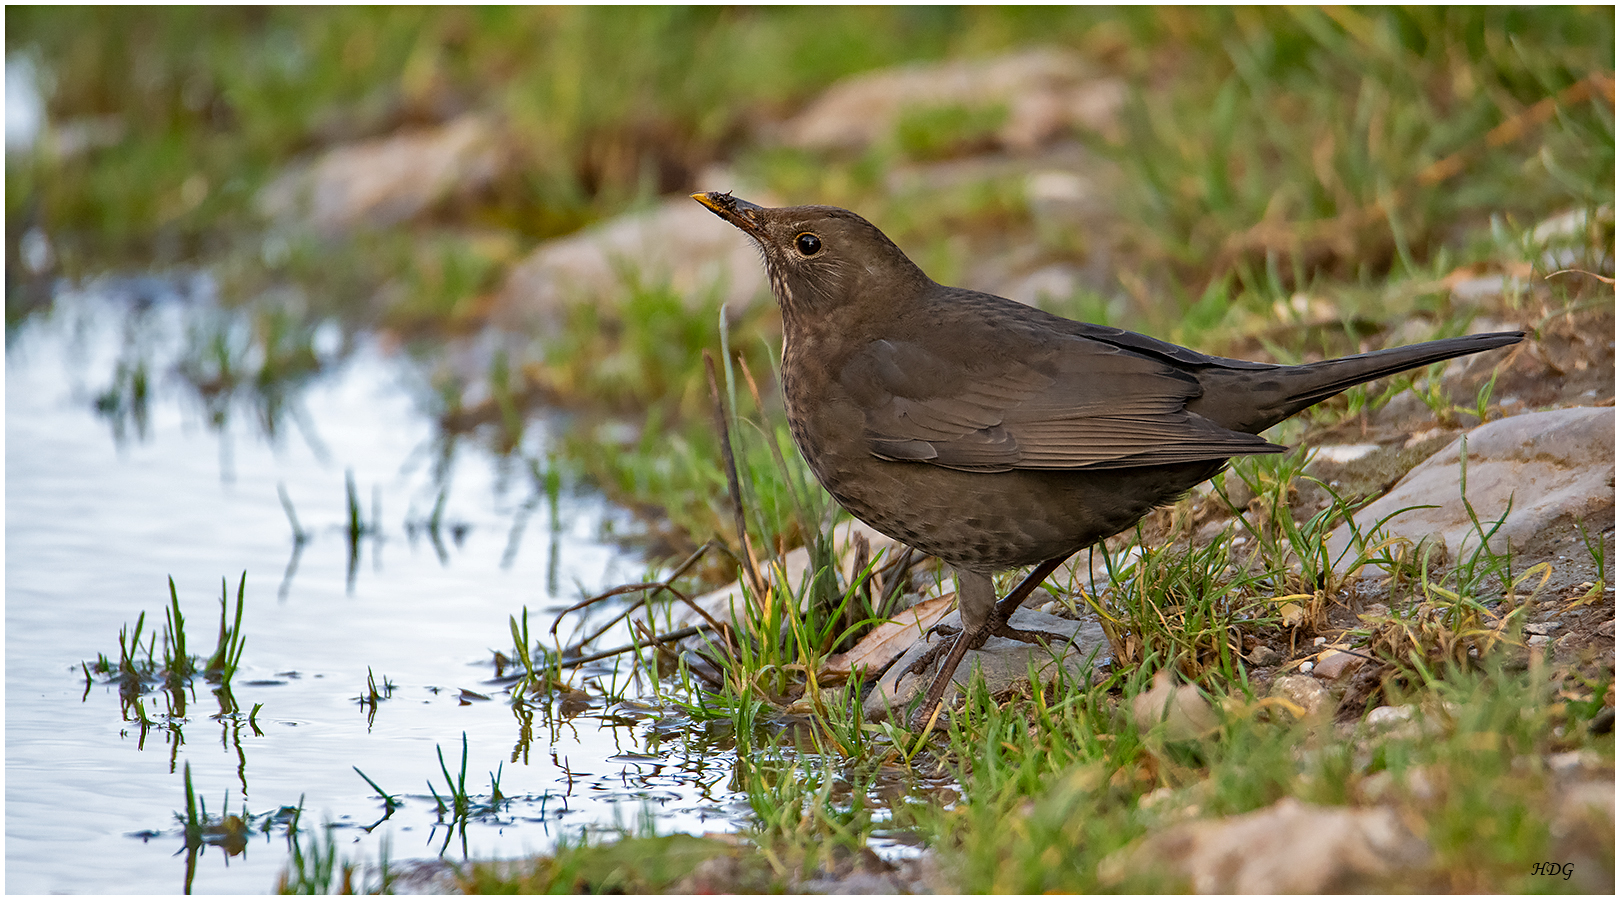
5, 276, 750, 893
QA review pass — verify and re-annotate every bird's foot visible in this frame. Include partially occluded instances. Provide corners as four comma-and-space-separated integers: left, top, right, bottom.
895, 621, 975, 681
901, 617, 1080, 733
901, 557, 1073, 733
989, 621, 1073, 645
901, 621, 997, 733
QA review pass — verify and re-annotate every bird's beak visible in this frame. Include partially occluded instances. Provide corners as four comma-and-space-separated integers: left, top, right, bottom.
692, 191, 767, 236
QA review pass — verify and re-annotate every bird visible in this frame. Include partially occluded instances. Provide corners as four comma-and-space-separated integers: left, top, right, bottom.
692, 190, 1523, 728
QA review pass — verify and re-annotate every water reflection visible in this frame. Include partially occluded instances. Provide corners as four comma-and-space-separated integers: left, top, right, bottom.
4, 277, 747, 893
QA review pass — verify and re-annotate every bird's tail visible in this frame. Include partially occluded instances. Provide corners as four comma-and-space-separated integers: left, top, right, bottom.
1199, 331, 1524, 434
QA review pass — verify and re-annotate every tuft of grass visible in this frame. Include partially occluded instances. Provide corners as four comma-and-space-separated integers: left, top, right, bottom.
425, 732, 510, 856
174, 765, 312, 893
457, 824, 773, 893
901, 653, 1613, 892
85, 572, 253, 733
276, 802, 393, 895
1109, 8, 1614, 294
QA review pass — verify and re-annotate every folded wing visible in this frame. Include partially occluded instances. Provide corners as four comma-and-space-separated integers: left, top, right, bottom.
840, 335, 1282, 473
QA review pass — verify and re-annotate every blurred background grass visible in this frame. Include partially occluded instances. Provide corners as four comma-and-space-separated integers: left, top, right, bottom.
7, 6, 1613, 562
11, 12, 1610, 889
8, 7, 1611, 287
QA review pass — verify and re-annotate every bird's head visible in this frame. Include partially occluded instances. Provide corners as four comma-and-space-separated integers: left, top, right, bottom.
692, 192, 931, 319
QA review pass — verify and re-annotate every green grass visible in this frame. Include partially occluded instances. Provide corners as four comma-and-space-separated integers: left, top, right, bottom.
13, 7, 1610, 571
425, 732, 510, 856
5, 7, 1104, 270
84, 573, 252, 727
564, 432, 1610, 892
19, 8, 1613, 892
277, 803, 392, 895
1108, 8, 1613, 286
900, 656, 1611, 893
456, 828, 774, 894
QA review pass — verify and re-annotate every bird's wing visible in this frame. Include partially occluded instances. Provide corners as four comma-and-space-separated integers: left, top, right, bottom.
839, 336, 1281, 473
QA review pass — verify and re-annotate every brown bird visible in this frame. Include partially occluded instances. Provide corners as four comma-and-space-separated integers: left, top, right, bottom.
693, 190, 1522, 727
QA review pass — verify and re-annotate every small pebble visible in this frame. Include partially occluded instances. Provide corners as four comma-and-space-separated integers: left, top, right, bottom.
1547, 750, 1597, 775
1312, 649, 1365, 681
1364, 705, 1416, 731
1247, 645, 1282, 666
1298, 660, 1314, 673
1271, 674, 1330, 718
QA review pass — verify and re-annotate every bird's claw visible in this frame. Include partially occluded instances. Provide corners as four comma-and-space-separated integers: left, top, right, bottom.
990, 622, 1073, 645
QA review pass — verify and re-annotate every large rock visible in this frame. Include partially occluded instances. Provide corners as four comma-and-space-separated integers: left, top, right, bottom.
1326, 406, 1615, 568
258, 115, 501, 233
664, 519, 903, 631
862, 605, 1109, 721
1101, 797, 1430, 892
492, 193, 770, 325
780, 48, 1125, 155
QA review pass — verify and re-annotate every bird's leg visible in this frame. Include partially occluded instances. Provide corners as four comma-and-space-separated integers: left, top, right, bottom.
908, 556, 1071, 730
905, 569, 997, 730
894, 569, 995, 684
988, 555, 1071, 642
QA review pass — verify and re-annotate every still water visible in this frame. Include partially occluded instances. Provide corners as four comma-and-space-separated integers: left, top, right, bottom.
6, 277, 745, 893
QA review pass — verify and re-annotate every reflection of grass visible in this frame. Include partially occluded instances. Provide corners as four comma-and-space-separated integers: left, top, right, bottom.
175, 763, 309, 894
84, 573, 252, 730
20, 10, 1614, 890
427, 732, 510, 856
276, 801, 392, 895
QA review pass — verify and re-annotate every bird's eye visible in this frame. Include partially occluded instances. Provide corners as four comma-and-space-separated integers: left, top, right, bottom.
795, 232, 822, 256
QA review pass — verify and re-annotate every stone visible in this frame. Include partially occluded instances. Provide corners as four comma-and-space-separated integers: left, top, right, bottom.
1547, 749, 1603, 776
1000, 263, 1086, 309
1363, 705, 1415, 730
1449, 274, 1525, 303
1359, 766, 1440, 805
1271, 674, 1331, 719
1100, 797, 1429, 892
1550, 777, 1617, 894
1132, 670, 1219, 742
823, 593, 956, 679
258, 114, 501, 233
1325, 407, 1616, 569
1247, 644, 1282, 666
862, 606, 1110, 721
492, 192, 771, 325
1312, 648, 1367, 681
779, 48, 1125, 154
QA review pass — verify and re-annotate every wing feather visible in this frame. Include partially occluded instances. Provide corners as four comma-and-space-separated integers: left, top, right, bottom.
842, 333, 1281, 473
